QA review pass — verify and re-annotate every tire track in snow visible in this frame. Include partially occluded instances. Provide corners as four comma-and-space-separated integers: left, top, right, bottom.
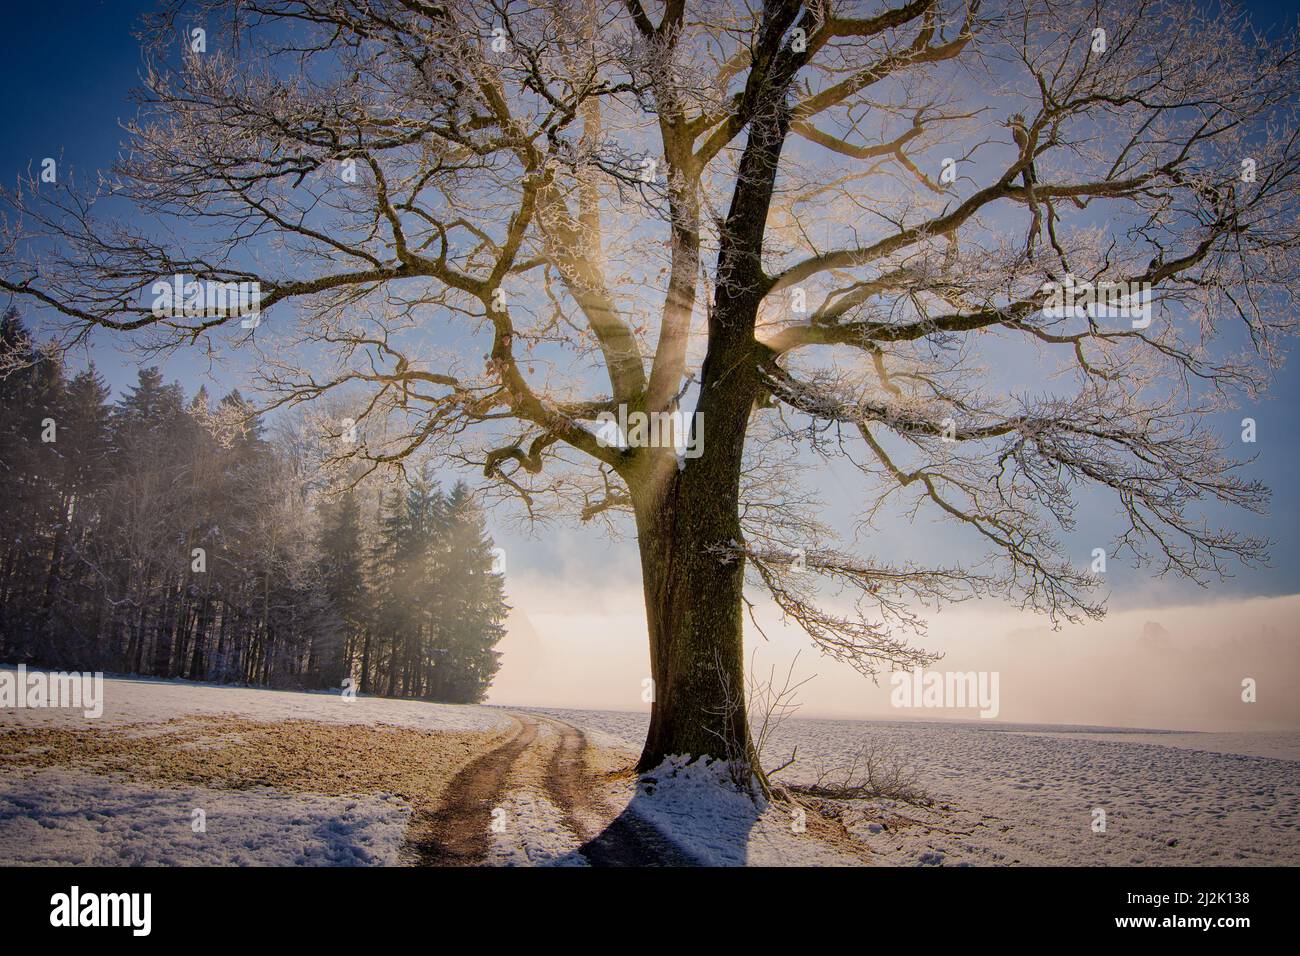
540, 717, 699, 867
406, 715, 539, 866
407, 712, 695, 866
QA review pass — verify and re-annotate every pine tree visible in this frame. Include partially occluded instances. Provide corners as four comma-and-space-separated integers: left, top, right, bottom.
0, 319, 507, 701
431, 483, 508, 704
39, 366, 112, 666
314, 489, 367, 689
0, 309, 64, 662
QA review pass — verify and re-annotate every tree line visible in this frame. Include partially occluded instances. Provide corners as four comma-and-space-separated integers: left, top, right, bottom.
0, 310, 507, 703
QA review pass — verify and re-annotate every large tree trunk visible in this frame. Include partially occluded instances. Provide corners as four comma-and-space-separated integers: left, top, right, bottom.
633, 448, 750, 773
632, 97, 789, 776
631, 330, 765, 775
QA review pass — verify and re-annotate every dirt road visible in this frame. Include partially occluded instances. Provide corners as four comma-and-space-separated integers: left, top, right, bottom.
405, 712, 696, 866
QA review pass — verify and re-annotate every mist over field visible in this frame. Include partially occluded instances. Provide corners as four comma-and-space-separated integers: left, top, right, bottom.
492, 581, 1300, 731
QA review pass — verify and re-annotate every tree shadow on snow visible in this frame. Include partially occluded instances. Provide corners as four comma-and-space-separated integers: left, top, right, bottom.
561, 767, 764, 867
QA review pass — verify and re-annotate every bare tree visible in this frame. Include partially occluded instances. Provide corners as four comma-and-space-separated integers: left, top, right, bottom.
3, 0, 1299, 779
703, 647, 810, 790
796, 737, 931, 804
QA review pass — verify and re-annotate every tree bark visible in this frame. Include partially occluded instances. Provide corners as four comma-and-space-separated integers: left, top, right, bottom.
632, 92, 790, 776
632, 448, 750, 772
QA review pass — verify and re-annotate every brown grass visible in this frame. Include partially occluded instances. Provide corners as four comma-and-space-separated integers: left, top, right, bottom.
0, 716, 506, 810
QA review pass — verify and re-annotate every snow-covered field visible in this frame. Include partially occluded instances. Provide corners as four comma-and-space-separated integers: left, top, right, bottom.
533, 708, 1300, 866
1, 668, 509, 866
0, 667, 510, 733
0, 768, 411, 866
3, 669, 1296, 866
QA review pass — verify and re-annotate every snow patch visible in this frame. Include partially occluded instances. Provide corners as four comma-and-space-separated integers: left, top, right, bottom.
487, 789, 587, 867
634, 756, 858, 866
0, 667, 510, 734
536, 710, 1300, 866
0, 768, 411, 866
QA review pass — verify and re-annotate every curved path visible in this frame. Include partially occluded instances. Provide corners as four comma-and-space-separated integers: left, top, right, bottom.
406, 715, 540, 866
406, 711, 694, 866
541, 718, 699, 867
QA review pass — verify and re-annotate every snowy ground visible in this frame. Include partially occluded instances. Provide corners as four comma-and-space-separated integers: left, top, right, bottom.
0, 666, 509, 733
1, 668, 508, 866
0, 768, 410, 866
3, 671, 1295, 866
0, 672, 858, 866
626, 754, 865, 866
481, 717, 862, 867
533, 709, 1300, 866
